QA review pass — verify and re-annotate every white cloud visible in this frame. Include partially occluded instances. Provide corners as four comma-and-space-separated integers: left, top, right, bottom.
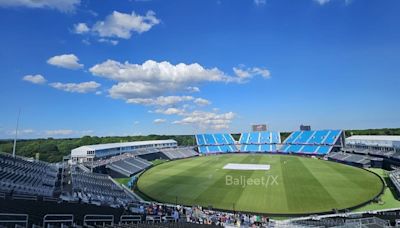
44, 129, 93, 136
47, 54, 84, 70
92, 10, 159, 39
49, 81, 100, 93
233, 65, 271, 81
154, 107, 185, 115
91, 60, 237, 100
314, 0, 330, 5
0, 0, 80, 12
20, 129, 35, 134
45, 129, 74, 136
22, 74, 47, 84
313, 0, 352, 5
126, 96, 194, 106
153, 118, 166, 124
253, 67, 271, 78
194, 98, 211, 106
90, 59, 230, 83
254, 0, 266, 6
109, 82, 168, 99
233, 67, 251, 79
82, 39, 91, 45
186, 86, 200, 93
5, 129, 35, 136
98, 38, 119, 45
73, 23, 90, 34
74, 10, 159, 42
173, 110, 235, 130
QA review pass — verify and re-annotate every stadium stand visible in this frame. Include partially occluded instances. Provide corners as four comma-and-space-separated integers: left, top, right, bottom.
106, 157, 152, 177
389, 170, 400, 197
326, 152, 373, 167
280, 130, 343, 155
160, 147, 198, 159
0, 152, 59, 197
343, 146, 398, 159
290, 216, 390, 228
71, 168, 136, 207
195, 130, 343, 155
239, 131, 281, 152
195, 133, 237, 154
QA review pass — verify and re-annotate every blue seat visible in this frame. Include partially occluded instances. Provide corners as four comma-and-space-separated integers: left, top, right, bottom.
301, 145, 319, 153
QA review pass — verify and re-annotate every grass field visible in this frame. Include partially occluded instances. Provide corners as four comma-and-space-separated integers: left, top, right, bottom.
137, 154, 383, 215
355, 168, 400, 211
114, 177, 130, 186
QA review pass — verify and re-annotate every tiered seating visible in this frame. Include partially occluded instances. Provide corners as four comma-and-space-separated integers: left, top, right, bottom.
327, 152, 371, 166
106, 157, 152, 177
280, 130, 342, 155
71, 170, 135, 206
389, 170, 400, 195
239, 131, 280, 152
0, 153, 59, 197
160, 147, 198, 159
195, 133, 237, 154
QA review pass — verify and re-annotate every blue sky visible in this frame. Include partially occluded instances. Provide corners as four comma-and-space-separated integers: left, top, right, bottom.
0, 0, 399, 138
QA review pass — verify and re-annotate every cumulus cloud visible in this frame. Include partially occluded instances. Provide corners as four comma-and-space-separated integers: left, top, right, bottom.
126, 96, 194, 106
153, 118, 166, 124
90, 60, 238, 100
47, 54, 84, 70
73, 10, 160, 43
92, 10, 160, 38
186, 86, 200, 93
233, 65, 271, 81
45, 129, 74, 136
44, 129, 93, 137
0, 0, 80, 12
98, 38, 119, 45
90, 59, 230, 83
313, 0, 331, 4
313, 0, 352, 5
49, 81, 100, 93
173, 110, 235, 130
6, 129, 35, 135
254, 0, 266, 6
154, 107, 185, 115
73, 23, 90, 34
194, 98, 211, 106
22, 74, 47, 84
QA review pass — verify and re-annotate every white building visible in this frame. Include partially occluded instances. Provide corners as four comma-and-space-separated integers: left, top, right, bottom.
71, 139, 177, 163
346, 135, 400, 152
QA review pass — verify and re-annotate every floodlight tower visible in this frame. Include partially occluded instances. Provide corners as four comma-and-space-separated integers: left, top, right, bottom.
12, 109, 21, 158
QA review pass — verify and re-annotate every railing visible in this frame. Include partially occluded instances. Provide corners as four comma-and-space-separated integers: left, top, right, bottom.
119, 215, 142, 224
145, 215, 162, 223
43, 214, 74, 228
0, 213, 28, 228
12, 194, 37, 201
83, 214, 114, 226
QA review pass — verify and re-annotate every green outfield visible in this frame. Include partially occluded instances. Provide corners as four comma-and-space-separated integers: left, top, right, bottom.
137, 154, 384, 215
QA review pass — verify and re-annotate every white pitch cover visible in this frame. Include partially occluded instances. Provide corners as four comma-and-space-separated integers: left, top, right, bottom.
223, 163, 270, 171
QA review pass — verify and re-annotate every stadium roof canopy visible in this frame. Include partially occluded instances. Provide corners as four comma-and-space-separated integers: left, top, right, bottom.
346, 135, 400, 148
77, 139, 177, 151
347, 135, 400, 141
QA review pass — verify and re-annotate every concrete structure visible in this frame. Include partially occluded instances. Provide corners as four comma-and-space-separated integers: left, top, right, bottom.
346, 135, 400, 152
71, 140, 177, 164
300, 125, 311, 131
252, 124, 267, 132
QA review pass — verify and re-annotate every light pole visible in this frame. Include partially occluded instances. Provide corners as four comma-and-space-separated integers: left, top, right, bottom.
12, 109, 21, 158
